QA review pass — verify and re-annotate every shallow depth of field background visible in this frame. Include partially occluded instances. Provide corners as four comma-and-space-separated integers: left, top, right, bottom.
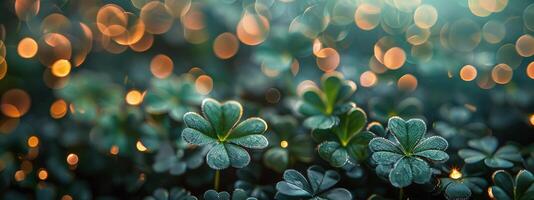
0, 0, 533, 199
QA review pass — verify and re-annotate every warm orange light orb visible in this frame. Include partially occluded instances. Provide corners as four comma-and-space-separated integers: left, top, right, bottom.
17, 37, 38, 58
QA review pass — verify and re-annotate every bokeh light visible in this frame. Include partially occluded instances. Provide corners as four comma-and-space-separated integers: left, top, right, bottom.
460, 65, 477, 81
17, 37, 38, 58
150, 54, 173, 79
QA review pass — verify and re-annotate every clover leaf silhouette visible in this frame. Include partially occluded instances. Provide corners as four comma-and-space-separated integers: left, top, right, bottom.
369, 116, 449, 188
204, 189, 257, 200
490, 169, 534, 200
458, 136, 522, 169
275, 165, 352, 200
182, 98, 269, 170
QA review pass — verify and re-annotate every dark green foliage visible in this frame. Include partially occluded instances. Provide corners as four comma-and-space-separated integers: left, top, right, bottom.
263, 115, 314, 173
144, 187, 197, 200
275, 165, 352, 200
369, 117, 449, 188
458, 136, 522, 169
203, 189, 257, 200
439, 167, 488, 200
490, 170, 534, 200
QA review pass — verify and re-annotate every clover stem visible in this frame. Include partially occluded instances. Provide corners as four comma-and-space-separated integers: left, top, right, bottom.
214, 170, 221, 191
399, 188, 404, 200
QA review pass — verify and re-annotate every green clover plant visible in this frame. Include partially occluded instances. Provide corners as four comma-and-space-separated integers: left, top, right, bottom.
439, 167, 487, 200
458, 136, 522, 168
182, 98, 268, 170
144, 75, 204, 121
297, 72, 356, 129
263, 115, 314, 173
369, 116, 449, 188
144, 187, 197, 200
275, 165, 352, 200
490, 170, 534, 200
235, 165, 275, 200
313, 106, 374, 167
203, 189, 257, 200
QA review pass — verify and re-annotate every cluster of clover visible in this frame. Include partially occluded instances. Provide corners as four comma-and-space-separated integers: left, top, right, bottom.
139, 73, 531, 200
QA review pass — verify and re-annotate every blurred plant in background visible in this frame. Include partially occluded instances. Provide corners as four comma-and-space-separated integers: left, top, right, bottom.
0, 0, 533, 199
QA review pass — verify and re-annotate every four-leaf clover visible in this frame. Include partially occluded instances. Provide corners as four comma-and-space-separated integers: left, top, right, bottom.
182, 98, 269, 170
369, 116, 449, 188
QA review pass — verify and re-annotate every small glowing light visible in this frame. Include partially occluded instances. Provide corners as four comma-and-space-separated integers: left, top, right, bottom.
140, 1, 173, 34
397, 74, 418, 91
316, 48, 340, 72
17, 37, 38, 58
213, 32, 239, 59
280, 140, 288, 148
383, 47, 406, 70
529, 114, 534, 126
414, 4, 438, 29
14, 170, 25, 182
50, 99, 68, 119
460, 65, 478, 81
61, 195, 73, 200
1, 89, 31, 118
139, 173, 146, 181
488, 187, 494, 199
27, 136, 39, 148
125, 90, 144, 106
195, 75, 213, 95
527, 62, 534, 79
38, 169, 48, 180
51, 59, 72, 77
66, 153, 78, 165
110, 145, 119, 155
150, 54, 173, 79
516, 34, 534, 57
360, 71, 378, 87
136, 140, 148, 152
449, 168, 462, 179
354, 3, 381, 31
491, 63, 513, 84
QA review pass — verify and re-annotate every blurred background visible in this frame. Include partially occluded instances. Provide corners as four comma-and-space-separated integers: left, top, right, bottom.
0, 0, 533, 199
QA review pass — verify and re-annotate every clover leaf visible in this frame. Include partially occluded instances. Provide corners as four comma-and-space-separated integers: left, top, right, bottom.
152, 142, 208, 175
490, 170, 534, 200
458, 136, 522, 168
275, 165, 352, 200
144, 187, 197, 200
297, 72, 356, 129
144, 75, 203, 121
439, 167, 487, 200
203, 189, 257, 200
314, 106, 374, 167
369, 116, 449, 188
182, 98, 269, 170
263, 115, 314, 173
